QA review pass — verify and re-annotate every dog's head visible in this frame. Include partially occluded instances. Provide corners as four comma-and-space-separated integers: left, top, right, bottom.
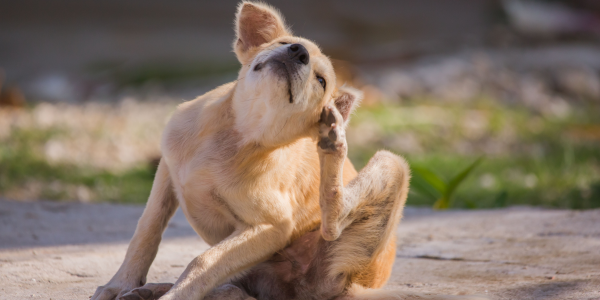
231, 1, 362, 146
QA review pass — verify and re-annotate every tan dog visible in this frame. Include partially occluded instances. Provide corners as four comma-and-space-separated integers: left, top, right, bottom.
92, 2, 486, 300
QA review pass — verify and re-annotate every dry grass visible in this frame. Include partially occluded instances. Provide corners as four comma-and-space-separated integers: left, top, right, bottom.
0, 98, 178, 202
1, 98, 176, 171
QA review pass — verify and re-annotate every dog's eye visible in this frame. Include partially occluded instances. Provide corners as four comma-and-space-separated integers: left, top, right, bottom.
279, 42, 289, 45
316, 76, 326, 89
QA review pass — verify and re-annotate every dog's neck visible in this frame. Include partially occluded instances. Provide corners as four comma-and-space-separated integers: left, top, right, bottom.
230, 83, 315, 149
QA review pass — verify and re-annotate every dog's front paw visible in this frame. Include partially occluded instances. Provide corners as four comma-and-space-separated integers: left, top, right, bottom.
118, 283, 174, 300
92, 280, 142, 300
318, 105, 346, 154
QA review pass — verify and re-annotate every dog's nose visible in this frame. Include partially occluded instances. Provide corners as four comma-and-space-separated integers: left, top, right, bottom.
288, 44, 309, 65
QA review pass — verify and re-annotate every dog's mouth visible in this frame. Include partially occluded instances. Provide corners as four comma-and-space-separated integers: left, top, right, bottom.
258, 59, 295, 104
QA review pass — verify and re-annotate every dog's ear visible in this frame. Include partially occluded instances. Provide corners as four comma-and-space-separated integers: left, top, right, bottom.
234, 2, 291, 64
333, 85, 363, 125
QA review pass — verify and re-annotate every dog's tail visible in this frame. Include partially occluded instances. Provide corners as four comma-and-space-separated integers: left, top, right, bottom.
340, 284, 490, 300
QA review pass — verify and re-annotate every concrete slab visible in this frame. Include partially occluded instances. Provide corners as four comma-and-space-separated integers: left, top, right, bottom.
1, 200, 599, 299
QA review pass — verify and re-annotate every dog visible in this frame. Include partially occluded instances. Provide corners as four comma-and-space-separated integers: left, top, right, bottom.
92, 2, 487, 300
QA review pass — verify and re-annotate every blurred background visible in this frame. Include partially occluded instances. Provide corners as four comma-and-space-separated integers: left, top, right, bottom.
1, 0, 599, 209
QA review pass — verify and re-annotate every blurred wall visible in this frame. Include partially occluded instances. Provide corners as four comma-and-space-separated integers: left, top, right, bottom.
0, 0, 498, 84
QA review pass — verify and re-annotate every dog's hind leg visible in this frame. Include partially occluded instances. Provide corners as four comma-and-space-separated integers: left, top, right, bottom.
316, 105, 410, 288
318, 107, 489, 300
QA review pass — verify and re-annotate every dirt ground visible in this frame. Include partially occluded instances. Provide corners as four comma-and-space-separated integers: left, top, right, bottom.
0, 200, 599, 300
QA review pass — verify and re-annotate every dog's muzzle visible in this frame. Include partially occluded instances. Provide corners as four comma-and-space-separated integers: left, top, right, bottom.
288, 43, 309, 65
264, 43, 310, 76
255, 44, 310, 104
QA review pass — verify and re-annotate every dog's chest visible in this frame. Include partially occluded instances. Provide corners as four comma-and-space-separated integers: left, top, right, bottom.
171, 149, 294, 241
165, 126, 317, 243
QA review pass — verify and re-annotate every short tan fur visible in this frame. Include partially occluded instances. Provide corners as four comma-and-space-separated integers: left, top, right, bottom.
93, 2, 487, 300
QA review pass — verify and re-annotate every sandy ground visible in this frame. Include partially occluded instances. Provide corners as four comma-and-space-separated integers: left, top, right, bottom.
0, 200, 599, 300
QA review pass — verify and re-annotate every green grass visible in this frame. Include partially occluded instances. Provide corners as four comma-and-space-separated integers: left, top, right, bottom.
1, 97, 599, 209
347, 98, 600, 209
411, 156, 484, 210
400, 149, 600, 209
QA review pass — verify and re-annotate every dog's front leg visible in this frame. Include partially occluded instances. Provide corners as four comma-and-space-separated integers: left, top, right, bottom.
317, 106, 350, 241
161, 221, 292, 300
92, 159, 178, 300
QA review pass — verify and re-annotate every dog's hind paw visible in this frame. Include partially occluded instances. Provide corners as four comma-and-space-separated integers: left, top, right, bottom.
118, 283, 174, 300
318, 105, 346, 154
